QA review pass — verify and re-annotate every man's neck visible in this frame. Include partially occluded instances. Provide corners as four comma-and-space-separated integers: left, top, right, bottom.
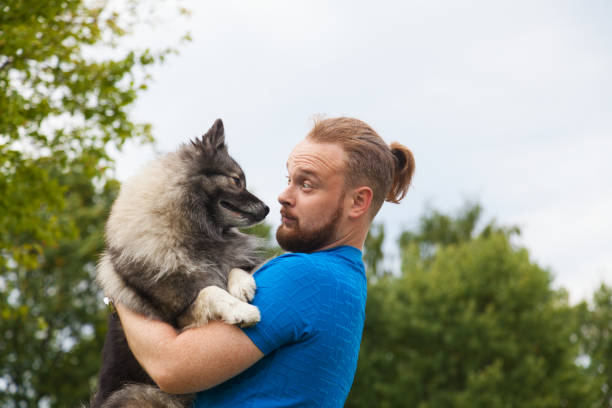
316, 226, 367, 252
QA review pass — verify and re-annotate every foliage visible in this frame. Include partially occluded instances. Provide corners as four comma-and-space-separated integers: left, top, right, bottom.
0, 0, 186, 406
0, 0, 176, 269
0, 171, 119, 407
576, 284, 612, 407
398, 202, 520, 264
363, 223, 387, 281
241, 223, 284, 260
347, 204, 601, 408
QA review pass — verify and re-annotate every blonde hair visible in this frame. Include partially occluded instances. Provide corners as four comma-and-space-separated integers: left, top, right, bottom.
306, 117, 415, 216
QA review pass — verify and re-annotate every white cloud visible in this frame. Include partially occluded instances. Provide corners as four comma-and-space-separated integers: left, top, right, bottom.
114, 0, 612, 302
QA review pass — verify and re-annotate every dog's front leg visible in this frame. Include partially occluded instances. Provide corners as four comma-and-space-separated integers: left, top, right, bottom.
227, 267, 257, 302
178, 286, 260, 330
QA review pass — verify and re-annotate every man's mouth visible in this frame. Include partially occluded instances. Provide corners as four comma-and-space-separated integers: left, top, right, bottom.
280, 209, 297, 226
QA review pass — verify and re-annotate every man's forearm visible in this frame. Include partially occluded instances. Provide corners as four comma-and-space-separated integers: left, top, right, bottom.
115, 302, 263, 394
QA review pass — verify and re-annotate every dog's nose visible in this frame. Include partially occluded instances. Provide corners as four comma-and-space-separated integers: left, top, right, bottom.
255, 204, 270, 221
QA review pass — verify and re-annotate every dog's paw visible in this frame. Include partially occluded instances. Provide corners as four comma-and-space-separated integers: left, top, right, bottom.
188, 285, 260, 328
228, 268, 256, 303
224, 302, 261, 328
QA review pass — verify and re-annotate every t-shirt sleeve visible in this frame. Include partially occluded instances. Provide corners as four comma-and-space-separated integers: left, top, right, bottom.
241, 255, 319, 355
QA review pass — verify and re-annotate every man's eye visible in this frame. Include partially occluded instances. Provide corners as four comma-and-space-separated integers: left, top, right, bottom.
302, 182, 312, 189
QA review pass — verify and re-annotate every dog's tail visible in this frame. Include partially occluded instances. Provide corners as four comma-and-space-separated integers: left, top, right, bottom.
85, 384, 193, 408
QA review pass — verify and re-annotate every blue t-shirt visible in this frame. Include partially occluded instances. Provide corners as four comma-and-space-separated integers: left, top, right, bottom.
194, 245, 367, 407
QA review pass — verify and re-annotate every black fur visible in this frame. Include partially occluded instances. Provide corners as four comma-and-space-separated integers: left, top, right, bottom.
90, 119, 269, 407
90, 314, 156, 408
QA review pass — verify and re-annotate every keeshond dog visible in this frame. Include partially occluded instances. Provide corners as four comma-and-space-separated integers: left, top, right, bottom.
90, 119, 269, 408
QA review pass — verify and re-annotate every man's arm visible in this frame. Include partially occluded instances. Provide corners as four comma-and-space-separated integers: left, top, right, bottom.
115, 302, 263, 394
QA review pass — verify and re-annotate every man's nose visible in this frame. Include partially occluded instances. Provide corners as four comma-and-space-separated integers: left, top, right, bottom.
278, 185, 294, 207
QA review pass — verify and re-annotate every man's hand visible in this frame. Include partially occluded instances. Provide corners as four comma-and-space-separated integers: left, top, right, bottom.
115, 302, 263, 394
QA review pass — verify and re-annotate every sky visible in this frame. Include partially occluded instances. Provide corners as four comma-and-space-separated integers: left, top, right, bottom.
113, 0, 612, 304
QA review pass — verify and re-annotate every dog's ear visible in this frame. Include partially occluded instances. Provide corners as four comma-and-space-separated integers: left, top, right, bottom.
192, 119, 226, 154
203, 118, 225, 152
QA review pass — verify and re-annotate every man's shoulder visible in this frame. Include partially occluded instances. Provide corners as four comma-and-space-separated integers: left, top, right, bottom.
254, 252, 323, 285
258, 246, 363, 275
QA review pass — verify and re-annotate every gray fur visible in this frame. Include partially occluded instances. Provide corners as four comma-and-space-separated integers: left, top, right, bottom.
91, 118, 269, 407
100, 384, 192, 408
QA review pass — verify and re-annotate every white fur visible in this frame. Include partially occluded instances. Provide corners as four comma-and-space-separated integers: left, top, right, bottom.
99, 147, 262, 328
182, 286, 260, 329
96, 253, 151, 314
104, 152, 203, 279
227, 268, 256, 302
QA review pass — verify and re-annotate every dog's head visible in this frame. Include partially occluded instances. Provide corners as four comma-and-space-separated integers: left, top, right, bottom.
179, 119, 269, 230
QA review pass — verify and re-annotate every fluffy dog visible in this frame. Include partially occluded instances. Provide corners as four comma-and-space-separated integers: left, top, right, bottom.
90, 119, 269, 407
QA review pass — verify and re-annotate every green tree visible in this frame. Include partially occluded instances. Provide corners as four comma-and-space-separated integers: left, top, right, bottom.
398, 202, 519, 264
363, 223, 387, 280
0, 0, 168, 268
241, 223, 283, 260
347, 204, 599, 407
0, 0, 186, 406
0, 171, 119, 407
576, 284, 612, 407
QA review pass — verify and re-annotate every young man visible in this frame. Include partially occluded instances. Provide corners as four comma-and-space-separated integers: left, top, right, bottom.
115, 117, 415, 407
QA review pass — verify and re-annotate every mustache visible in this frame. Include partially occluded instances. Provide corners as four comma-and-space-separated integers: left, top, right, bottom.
280, 208, 297, 221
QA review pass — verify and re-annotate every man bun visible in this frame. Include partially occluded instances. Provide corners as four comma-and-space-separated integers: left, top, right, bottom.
306, 116, 415, 216
385, 142, 415, 204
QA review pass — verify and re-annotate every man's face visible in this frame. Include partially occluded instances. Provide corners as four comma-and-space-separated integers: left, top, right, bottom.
276, 139, 348, 253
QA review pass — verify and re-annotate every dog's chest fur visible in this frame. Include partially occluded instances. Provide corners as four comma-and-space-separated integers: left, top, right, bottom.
105, 229, 259, 325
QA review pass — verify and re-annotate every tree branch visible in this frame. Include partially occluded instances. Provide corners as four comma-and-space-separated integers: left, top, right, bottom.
0, 57, 13, 71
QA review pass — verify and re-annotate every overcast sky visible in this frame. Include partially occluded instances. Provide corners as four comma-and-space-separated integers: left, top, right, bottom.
113, 0, 612, 303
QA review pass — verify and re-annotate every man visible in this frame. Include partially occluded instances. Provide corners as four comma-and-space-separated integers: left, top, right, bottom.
116, 117, 415, 406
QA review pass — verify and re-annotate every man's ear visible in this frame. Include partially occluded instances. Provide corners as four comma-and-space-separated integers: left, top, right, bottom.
347, 186, 373, 219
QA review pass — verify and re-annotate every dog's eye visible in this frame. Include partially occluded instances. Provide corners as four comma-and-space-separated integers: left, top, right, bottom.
232, 177, 241, 187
